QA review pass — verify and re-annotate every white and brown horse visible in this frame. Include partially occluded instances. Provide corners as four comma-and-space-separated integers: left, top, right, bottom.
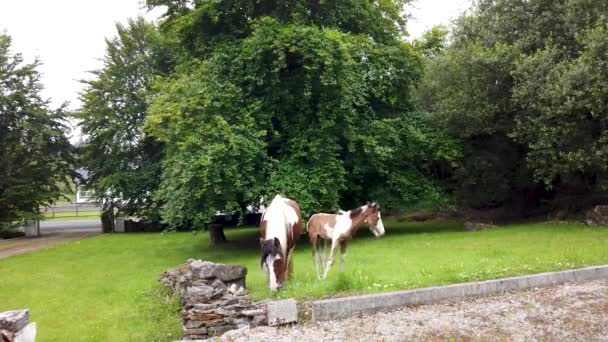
260, 195, 303, 291
307, 202, 385, 279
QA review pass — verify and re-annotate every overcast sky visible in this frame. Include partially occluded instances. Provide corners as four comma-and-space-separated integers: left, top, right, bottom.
0, 0, 472, 114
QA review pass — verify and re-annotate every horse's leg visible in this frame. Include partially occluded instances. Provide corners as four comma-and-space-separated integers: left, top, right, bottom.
322, 239, 339, 280
311, 238, 322, 280
322, 239, 328, 269
339, 242, 347, 272
288, 246, 295, 279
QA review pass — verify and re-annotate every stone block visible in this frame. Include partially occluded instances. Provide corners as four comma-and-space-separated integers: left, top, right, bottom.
184, 320, 204, 329
183, 327, 207, 335
114, 217, 125, 233
241, 309, 265, 317
0, 310, 29, 332
189, 260, 247, 283
207, 325, 233, 336
14, 322, 36, 342
266, 299, 297, 326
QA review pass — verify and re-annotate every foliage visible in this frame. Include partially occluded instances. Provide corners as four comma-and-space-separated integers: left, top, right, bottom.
0, 34, 74, 227
0, 226, 25, 239
145, 1, 459, 227
417, 0, 608, 210
348, 112, 460, 209
512, 24, 608, 187
76, 18, 174, 219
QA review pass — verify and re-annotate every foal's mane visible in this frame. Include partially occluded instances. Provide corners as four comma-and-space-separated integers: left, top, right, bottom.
348, 202, 379, 219
349, 207, 363, 218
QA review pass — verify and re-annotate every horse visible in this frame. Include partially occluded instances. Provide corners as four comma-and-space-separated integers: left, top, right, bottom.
307, 202, 385, 279
259, 195, 303, 291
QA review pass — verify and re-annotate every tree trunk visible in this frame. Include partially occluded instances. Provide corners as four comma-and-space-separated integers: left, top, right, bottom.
208, 223, 227, 244
101, 200, 114, 233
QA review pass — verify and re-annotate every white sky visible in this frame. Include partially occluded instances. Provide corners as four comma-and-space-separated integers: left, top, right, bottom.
0, 0, 472, 140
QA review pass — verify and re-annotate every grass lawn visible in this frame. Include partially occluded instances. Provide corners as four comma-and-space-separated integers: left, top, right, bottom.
1, 220, 608, 341
41, 211, 101, 221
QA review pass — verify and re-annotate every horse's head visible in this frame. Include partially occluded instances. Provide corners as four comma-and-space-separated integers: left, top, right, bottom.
364, 202, 385, 237
260, 237, 286, 291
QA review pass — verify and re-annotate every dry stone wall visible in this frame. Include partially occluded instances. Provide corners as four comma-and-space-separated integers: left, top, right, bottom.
160, 259, 267, 340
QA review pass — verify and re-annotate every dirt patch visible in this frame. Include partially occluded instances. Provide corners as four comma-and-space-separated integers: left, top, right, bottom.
218, 280, 608, 341
0, 230, 100, 259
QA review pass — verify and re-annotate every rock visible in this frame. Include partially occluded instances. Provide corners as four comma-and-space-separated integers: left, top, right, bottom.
207, 325, 234, 336
211, 289, 224, 300
228, 283, 238, 294
221, 297, 238, 306
585, 205, 608, 226
213, 308, 235, 317
241, 309, 265, 317
234, 318, 248, 326
250, 315, 267, 328
186, 285, 215, 302
183, 327, 207, 335
203, 319, 226, 327
189, 260, 247, 283
267, 299, 298, 326
211, 279, 227, 291
464, 222, 497, 232
190, 303, 218, 311
0, 310, 29, 332
184, 320, 204, 329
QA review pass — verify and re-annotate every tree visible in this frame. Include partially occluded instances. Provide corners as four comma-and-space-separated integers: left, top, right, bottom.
0, 34, 74, 228
417, 0, 608, 213
145, 0, 458, 229
76, 18, 175, 225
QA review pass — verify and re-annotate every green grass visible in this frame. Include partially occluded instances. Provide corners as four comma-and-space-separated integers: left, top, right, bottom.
1, 220, 608, 341
41, 211, 101, 221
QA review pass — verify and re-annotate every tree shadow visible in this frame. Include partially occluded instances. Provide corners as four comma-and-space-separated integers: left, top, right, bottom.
219, 220, 466, 254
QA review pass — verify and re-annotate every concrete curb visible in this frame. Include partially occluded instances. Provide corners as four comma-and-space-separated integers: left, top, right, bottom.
311, 265, 608, 323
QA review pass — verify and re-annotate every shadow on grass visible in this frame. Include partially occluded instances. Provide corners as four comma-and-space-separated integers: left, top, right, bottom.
192, 219, 467, 258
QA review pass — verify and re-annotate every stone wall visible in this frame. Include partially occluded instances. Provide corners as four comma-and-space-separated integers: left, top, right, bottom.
160, 259, 267, 340
0, 310, 36, 342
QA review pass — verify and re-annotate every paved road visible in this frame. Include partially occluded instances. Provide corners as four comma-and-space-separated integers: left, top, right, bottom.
0, 220, 102, 259
40, 219, 101, 232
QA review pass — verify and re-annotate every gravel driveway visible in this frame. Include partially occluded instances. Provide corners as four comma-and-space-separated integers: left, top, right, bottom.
215, 280, 608, 341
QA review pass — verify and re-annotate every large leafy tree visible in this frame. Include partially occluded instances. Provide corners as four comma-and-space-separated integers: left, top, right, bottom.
417, 0, 608, 212
145, 0, 457, 228
77, 18, 174, 221
0, 34, 74, 227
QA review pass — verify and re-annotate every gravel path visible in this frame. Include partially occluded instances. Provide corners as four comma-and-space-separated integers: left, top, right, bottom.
216, 280, 608, 341
0, 230, 100, 259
